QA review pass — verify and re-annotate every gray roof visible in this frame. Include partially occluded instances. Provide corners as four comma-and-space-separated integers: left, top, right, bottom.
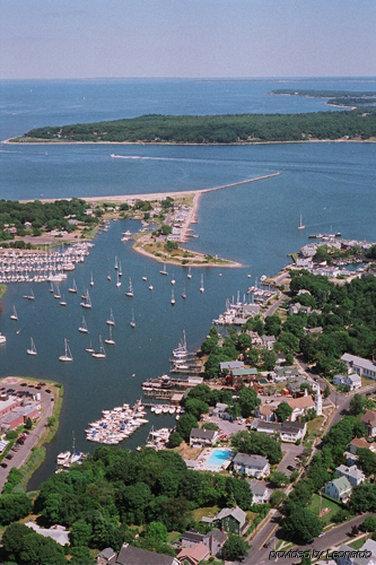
341, 353, 376, 372
116, 544, 176, 565
190, 428, 216, 440
327, 476, 352, 493
99, 547, 117, 559
280, 421, 306, 433
249, 479, 269, 496
233, 452, 269, 469
215, 506, 247, 528
220, 361, 244, 370
181, 531, 205, 544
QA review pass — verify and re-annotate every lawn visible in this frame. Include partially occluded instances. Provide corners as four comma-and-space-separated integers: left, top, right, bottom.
350, 535, 368, 549
309, 493, 342, 525
192, 506, 219, 522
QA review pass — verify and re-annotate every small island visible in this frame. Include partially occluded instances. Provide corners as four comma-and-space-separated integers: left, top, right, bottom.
8, 105, 376, 144
272, 89, 376, 109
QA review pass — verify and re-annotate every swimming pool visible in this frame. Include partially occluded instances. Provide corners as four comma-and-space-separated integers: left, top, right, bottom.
202, 448, 234, 472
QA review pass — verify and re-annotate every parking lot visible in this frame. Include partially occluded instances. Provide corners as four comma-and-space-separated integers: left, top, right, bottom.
277, 442, 304, 475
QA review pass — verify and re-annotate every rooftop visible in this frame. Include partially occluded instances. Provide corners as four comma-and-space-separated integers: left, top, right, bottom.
341, 353, 376, 372
116, 543, 177, 565
190, 428, 217, 440
233, 452, 269, 468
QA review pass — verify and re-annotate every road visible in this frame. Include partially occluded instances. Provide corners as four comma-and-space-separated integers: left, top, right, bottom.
0, 377, 55, 491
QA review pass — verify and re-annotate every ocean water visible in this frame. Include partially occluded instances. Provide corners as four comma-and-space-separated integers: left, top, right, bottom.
0, 78, 375, 486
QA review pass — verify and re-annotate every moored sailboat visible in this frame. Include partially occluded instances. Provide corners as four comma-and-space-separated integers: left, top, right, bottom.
59, 338, 73, 362
27, 337, 37, 356
106, 309, 115, 326
125, 278, 134, 297
104, 326, 116, 346
10, 306, 18, 321
92, 335, 106, 359
68, 278, 78, 293
78, 316, 89, 334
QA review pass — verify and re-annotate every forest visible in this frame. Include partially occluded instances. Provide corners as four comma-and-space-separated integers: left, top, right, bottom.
272, 89, 376, 108
13, 108, 376, 144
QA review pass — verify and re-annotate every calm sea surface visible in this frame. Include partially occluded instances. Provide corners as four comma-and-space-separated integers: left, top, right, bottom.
0, 78, 375, 486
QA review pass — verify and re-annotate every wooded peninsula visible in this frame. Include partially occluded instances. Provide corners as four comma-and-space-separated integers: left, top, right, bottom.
9, 109, 376, 144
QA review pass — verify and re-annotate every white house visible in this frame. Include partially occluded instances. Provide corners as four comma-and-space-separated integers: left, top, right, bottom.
333, 373, 362, 390
324, 476, 352, 503
189, 428, 218, 448
233, 453, 270, 479
248, 480, 271, 504
335, 464, 366, 487
341, 353, 376, 380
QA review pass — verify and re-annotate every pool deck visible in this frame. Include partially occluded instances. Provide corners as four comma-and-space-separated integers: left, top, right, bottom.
196, 447, 234, 472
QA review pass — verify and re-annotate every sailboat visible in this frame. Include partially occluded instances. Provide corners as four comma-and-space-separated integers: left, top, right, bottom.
181, 286, 187, 300
116, 271, 121, 287
68, 279, 78, 293
26, 337, 37, 356
148, 282, 154, 291
159, 263, 168, 276
10, 306, 18, 321
118, 261, 122, 277
170, 274, 176, 285
53, 285, 61, 299
104, 326, 116, 345
92, 335, 106, 359
130, 309, 136, 328
78, 316, 89, 334
298, 213, 305, 230
80, 290, 92, 309
106, 309, 115, 326
89, 272, 94, 287
199, 274, 205, 293
23, 289, 35, 301
59, 295, 67, 306
187, 267, 192, 279
125, 278, 134, 297
170, 289, 176, 305
85, 340, 95, 353
49, 282, 54, 293
59, 338, 73, 362
114, 256, 119, 270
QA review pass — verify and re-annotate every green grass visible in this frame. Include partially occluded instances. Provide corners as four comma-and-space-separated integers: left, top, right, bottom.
167, 531, 181, 544
309, 493, 342, 525
349, 535, 368, 549
192, 505, 219, 521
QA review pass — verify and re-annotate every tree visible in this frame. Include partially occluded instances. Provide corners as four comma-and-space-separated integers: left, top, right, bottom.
349, 394, 367, 416
231, 430, 282, 464
0, 492, 32, 525
262, 349, 277, 371
221, 534, 249, 561
357, 448, 376, 476
25, 417, 33, 430
238, 387, 260, 418
2, 522, 66, 565
184, 397, 209, 420
70, 545, 95, 564
167, 431, 182, 448
282, 506, 323, 544
70, 519, 92, 547
176, 413, 198, 442
361, 515, 376, 533
269, 471, 289, 488
275, 402, 293, 422
350, 482, 376, 513
270, 490, 286, 508
144, 521, 168, 544
264, 315, 281, 337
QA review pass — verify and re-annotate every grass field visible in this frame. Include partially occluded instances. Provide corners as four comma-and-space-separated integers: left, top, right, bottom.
309, 493, 342, 525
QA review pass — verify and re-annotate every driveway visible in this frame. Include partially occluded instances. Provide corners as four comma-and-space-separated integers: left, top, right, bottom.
277, 443, 304, 476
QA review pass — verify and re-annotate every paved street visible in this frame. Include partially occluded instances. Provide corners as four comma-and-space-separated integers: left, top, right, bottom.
0, 377, 55, 490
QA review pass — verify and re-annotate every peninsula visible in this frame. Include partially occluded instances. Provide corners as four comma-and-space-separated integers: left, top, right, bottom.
8, 108, 376, 144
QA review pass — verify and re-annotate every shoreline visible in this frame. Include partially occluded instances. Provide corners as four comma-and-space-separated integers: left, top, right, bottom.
3, 137, 376, 146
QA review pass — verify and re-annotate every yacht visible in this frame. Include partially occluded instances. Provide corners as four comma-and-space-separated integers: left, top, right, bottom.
125, 278, 134, 297
104, 326, 116, 346
59, 338, 73, 362
106, 309, 115, 326
78, 316, 89, 334
27, 337, 37, 356
68, 279, 78, 293
10, 306, 18, 321
92, 336, 106, 359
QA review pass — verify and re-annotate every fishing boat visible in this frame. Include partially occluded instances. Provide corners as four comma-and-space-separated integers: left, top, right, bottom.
85, 340, 95, 353
80, 289, 92, 309
199, 274, 205, 293
298, 213, 305, 230
125, 278, 134, 297
159, 264, 168, 276
170, 289, 176, 305
187, 267, 192, 279
78, 316, 89, 334
104, 326, 116, 346
59, 295, 67, 306
10, 306, 18, 321
90, 272, 94, 287
130, 309, 136, 328
59, 338, 73, 362
68, 278, 78, 293
26, 337, 37, 356
106, 309, 115, 326
92, 335, 106, 359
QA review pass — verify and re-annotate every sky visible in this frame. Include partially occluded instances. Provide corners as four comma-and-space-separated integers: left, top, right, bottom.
1, 0, 376, 79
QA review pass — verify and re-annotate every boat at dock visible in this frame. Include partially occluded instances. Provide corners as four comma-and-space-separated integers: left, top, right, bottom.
85, 400, 148, 444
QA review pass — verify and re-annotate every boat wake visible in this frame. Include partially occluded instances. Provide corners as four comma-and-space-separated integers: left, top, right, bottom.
111, 153, 222, 164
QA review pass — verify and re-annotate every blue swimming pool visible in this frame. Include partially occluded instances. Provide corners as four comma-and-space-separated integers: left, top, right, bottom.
204, 448, 234, 471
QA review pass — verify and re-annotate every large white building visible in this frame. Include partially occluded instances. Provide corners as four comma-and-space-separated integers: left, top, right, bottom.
341, 353, 376, 380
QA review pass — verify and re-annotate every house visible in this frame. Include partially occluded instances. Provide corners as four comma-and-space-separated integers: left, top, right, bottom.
180, 529, 227, 557
250, 419, 307, 443
344, 451, 359, 466
213, 402, 228, 417
361, 411, 376, 438
189, 428, 218, 448
349, 437, 376, 454
286, 393, 315, 421
248, 479, 271, 504
335, 464, 366, 487
116, 543, 179, 565
324, 476, 352, 503
333, 373, 362, 390
214, 506, 247, 535
231, 367, 258, 381
177, 543, 210, 565
220, 361, 245, 372
97, 547, 117, 565
257, 404, 275, 422
341, 353, 376, 380
335, 538, 376, 565
261, 335, 276, 350
233, 453, 270, 478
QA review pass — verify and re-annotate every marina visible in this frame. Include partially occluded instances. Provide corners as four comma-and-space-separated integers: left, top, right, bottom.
85, 400, 149, 444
